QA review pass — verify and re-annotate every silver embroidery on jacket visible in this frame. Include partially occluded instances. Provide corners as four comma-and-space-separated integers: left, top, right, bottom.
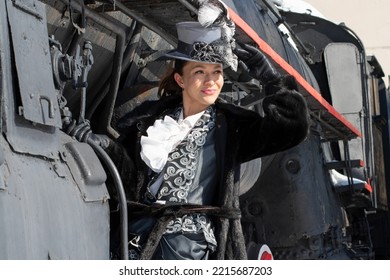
156, 106, 217, 248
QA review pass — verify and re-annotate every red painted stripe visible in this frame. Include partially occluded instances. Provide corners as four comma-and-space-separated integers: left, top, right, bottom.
365, 178, 373, 193
228, 7, 362, 138
364, 183, 373, 193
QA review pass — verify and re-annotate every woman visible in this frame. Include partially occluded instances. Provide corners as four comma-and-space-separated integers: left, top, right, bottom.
111, 21, 310, 260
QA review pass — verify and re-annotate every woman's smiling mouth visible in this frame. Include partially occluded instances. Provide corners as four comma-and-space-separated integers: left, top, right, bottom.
201, 88, 217, 95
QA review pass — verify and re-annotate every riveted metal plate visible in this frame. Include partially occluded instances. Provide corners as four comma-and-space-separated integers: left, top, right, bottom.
7, 0, 62, 128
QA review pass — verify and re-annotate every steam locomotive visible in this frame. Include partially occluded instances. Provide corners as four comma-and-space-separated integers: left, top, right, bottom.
0, 0, 388, 260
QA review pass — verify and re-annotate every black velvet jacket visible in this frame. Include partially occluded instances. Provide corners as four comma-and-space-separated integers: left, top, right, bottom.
107, 76, 310, 259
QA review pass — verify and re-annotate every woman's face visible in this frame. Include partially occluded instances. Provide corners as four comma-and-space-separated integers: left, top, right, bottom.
174, 61, 224, 118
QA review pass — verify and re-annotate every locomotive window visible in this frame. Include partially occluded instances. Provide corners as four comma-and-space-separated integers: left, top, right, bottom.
324, 43, 363, 115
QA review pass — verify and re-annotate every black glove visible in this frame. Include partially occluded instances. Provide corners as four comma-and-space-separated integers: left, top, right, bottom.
262, 89, 309, 130
234, 43, 281, 84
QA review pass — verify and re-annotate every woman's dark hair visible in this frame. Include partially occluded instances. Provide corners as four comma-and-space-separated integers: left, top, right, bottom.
158, 59, 187, 97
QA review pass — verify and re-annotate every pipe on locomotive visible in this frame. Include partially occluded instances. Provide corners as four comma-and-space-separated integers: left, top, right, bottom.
59, 0, 129, 260
87, 138, 129, 261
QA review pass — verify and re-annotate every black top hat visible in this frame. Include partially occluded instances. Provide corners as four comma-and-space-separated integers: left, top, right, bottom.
165, 21, 237, 70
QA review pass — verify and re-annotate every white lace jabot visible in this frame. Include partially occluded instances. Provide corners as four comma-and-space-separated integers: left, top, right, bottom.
140, 109, 205, 173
